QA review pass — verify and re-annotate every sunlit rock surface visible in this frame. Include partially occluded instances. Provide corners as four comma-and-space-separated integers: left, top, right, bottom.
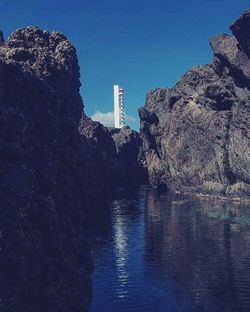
139, 10, 250, 198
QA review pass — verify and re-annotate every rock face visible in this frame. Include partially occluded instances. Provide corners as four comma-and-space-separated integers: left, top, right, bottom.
79, 116, 117, 202
0, 26, 149, 312
79, 122, 148, 194
139, 10, 250, 198
109, 126, 148, 186
0, 27, 92, 312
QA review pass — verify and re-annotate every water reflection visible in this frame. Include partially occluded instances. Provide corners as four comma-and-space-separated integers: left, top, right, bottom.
112, 200, 130, 299
90, 187, 250, 312
145, 189, 250, 312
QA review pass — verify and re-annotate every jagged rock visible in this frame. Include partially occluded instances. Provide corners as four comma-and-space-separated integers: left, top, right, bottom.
79, 121, 148, 191
0, 27, 92, 312
0, 25, 148, 311
230, 10, 250, 57
138, 107, 159, 124
210, 33, 250, 82
109, 126, 148, 185
139, 10, 250, 198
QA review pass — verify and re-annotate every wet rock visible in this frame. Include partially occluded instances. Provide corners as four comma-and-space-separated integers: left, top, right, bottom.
226, 182, 250, 198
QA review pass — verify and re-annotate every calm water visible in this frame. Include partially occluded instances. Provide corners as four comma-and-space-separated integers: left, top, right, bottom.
88, 186, 250, 312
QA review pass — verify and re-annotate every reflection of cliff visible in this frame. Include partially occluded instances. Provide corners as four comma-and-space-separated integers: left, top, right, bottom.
144, 190, 250, 311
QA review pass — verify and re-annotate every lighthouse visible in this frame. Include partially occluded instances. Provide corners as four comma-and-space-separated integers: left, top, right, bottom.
114, 85, 125, 128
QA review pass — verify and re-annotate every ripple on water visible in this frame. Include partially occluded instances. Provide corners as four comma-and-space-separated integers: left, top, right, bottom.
89, 187, 250, 312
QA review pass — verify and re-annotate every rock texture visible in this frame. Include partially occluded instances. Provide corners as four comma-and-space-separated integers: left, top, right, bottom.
0, 27, 92, 312
0, 26, 149, 312
79, 122, 148, 194
109, 126, 148, 186
139, 10, 250, 198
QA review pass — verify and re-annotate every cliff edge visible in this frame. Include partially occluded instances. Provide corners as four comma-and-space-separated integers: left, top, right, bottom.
139, 10, 250, 198
0, 27, 92, 312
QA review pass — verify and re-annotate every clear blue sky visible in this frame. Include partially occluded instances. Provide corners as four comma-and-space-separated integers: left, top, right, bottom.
0, 0, 249, 129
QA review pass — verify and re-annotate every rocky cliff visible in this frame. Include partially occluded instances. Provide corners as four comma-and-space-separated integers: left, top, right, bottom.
79, 122, 148, 195
0, 27, 92, 312
109, 126, 148, 186
0, 25, 149, 312
79, 117, 117, 202
139, 10, 250, 199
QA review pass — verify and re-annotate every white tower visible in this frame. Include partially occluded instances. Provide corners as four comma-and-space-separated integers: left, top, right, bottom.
114, 85, 125, 128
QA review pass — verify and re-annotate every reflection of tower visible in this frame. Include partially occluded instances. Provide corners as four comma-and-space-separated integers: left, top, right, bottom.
112, 200, 129, 299
114, 85, 125, 128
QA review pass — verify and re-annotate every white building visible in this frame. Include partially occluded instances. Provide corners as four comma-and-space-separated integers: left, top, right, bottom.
114, 85, 125, 128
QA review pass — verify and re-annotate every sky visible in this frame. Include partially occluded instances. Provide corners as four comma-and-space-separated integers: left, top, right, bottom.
0, 0, 249, 129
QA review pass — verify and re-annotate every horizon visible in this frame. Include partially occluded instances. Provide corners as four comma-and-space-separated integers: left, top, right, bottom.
1, 0, 249, 130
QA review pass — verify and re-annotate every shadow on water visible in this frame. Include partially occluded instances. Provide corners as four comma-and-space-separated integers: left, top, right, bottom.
89, 186, 250, 312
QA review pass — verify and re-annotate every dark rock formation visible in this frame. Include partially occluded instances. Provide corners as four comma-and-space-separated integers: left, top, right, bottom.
79, 121, 148, 192
230, 10, 250, 57
109, 126, 148, 186
0, 30, 4, 45
139, 10, 250, 198
0, 27, 92, 312
0, 26, 149, 312
79, 116, 117, 202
